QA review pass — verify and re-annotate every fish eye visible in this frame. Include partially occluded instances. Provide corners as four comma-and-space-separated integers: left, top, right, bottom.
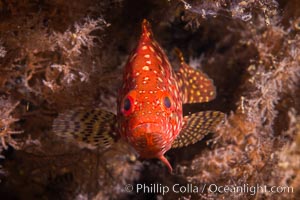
163, 96, 171, 108
159, 91, 173, 111
123, 98, 131, 111
121, 93, 136, 116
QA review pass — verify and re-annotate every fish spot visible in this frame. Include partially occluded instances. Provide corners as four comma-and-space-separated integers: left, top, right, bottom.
135, 72, 140, 76
144, 77, 149, 81
174, 91, 178, 98
149, 46, 155, 52
130, 53, 137, 62
142, 66, 150, 71
156, 55, 162, 62
157, 77, 163, 83
200, 85, 204, 89
152, 41, 157, 48
159, 65, 164, 71
146, 60, 151, 64
158, 46, 163, 52
142, 46, 148, 50
165, 59, 171, 67
144, 54, 150, 58
210, 91, 214, 96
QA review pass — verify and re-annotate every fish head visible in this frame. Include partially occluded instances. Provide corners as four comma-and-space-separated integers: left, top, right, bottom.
118, 89, 181, 155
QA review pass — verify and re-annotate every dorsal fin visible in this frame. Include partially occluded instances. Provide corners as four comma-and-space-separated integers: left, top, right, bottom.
172, 111, 225, 148
175, 48, 216, 104
141, 19, 153, 39
52, 108, 119, 150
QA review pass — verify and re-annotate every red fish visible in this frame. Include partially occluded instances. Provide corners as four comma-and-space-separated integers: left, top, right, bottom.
53, 19, 224, 173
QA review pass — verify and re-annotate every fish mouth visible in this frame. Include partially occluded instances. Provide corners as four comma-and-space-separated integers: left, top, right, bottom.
132, 122, 162, 134
131, 123, 166, 156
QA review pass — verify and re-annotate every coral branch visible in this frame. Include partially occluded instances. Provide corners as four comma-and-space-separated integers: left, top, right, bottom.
0, 99, 23, 150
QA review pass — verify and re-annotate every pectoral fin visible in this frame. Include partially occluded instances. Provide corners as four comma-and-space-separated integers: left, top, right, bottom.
175, 48, 216, 104
172, 111, 225, 148
52, 108, 119, 150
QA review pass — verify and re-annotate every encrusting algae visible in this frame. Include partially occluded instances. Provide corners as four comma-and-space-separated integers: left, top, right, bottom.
0, 0, 299, 199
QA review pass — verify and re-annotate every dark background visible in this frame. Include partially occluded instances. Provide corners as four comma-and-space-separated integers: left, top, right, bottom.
0, 0, 299, 199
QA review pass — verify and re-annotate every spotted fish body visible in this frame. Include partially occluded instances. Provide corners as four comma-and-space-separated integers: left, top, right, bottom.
117, 20, 183, 170
53, 20, 224, 173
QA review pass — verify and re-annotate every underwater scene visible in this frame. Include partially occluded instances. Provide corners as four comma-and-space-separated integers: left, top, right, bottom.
0, 0, 299, 199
